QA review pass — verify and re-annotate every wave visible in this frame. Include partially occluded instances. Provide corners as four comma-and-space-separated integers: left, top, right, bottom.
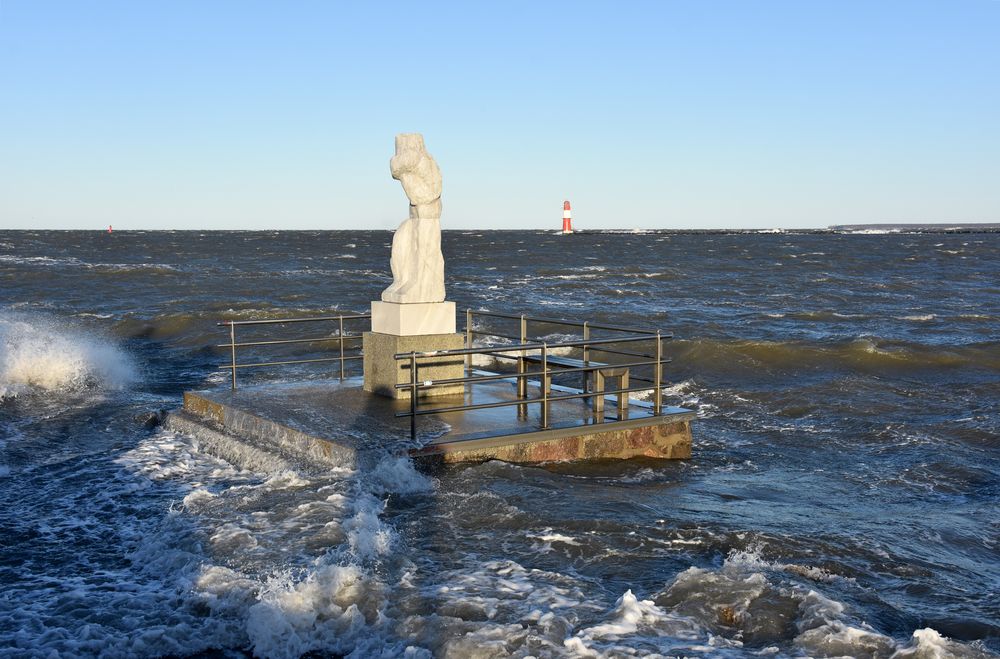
124, 433, 433, 658
113, 307, 364, 343
0, 312, 136, 399
87, 263, 183, 276
638, 546, 990, 658
0, 254, 86, 267
404, 542, 989, 657
672, 337, 1000, 375
786, 310, 870, 322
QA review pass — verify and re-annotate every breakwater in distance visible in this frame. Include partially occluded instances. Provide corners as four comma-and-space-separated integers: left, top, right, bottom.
572, 223, 1000, 235
1, 230, 997, 657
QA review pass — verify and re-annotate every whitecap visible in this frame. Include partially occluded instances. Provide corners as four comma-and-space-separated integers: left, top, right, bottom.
0, 312, 136, 399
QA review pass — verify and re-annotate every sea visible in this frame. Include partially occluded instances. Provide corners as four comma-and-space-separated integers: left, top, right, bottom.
0, 229, 997, 658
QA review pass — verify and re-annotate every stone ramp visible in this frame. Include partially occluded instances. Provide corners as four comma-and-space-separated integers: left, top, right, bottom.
164, 410, 301, 473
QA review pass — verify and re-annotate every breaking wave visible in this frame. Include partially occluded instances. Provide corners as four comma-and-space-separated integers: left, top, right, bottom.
672, 337, 1000, 375
0, 312, 136, 399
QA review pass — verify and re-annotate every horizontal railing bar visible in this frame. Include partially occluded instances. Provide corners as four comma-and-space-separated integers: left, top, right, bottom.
470, 311, 584, 328
394, 359, 672, 389
469, 330, 525, 342
470, 311, 662, 335
468, 335, 665, 361
589, 346, 656, 359
397, 384, 660, 418
398, 397, 532, 417
521, 346, 661, 361
394, 335, 660, 361
220, 355, 363, 370
542, 385, 659, 406
471, 330, 672, 352
217, 314, 370, 327
630, 376, 668, 385
448, 346, 536, 363
396, 369, 539, 389
470, 351, 522, 362
216, 335, 364, 349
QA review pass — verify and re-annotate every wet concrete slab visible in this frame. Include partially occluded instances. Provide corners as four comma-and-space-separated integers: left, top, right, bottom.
171, 375, 695, 468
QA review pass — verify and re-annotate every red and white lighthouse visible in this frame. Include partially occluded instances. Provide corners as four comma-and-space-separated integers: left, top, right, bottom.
562, 201, 573, 234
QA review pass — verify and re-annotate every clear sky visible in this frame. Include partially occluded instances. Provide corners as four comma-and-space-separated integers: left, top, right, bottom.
1, 1, 998, 230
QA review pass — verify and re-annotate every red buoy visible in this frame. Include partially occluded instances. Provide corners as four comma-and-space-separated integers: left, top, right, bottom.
562, 201, 573, 234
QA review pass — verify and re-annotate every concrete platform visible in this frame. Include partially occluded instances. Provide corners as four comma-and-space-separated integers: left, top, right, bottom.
168, 375, 694, 469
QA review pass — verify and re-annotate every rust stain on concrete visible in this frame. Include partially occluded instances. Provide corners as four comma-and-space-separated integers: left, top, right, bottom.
422, 419, 692, 464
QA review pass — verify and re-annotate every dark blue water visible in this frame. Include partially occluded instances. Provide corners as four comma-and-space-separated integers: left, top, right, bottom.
0, 230, 997, 657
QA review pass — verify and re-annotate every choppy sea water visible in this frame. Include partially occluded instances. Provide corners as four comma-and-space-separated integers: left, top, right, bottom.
0, 229, 997, 658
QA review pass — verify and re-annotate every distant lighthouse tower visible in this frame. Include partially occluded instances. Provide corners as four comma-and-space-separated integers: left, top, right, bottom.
562, 201, 573, 234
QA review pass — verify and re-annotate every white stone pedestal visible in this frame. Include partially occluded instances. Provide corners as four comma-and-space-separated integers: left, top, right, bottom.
371, 300, 455, 336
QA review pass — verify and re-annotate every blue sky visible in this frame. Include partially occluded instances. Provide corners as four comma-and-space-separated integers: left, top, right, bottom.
1, 1, 997, 230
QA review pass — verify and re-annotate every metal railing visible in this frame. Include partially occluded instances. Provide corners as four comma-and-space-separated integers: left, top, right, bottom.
396, 310, 673, 440
218, 313, 370, 389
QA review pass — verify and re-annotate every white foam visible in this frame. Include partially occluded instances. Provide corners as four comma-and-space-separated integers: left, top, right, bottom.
263, 470, 312, 490
247, 564, 371, 658
111, 428, 433, 656
369, 456, 435, 495
181, 487, 216, 508
887, 627, 994, 658
579, 590, 679, 637
844, 228, 898, 234
345, 495, 395, 558
0, 254, 85, 267
0, 312, 136, 399
528, 530, 581, 553
533, 532, 580, 545
569, 589, 707, 656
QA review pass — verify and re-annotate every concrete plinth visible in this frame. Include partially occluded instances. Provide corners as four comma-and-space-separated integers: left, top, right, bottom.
363, 331, 464, 399
371, 300, 455, 336
170, 377, 695, 469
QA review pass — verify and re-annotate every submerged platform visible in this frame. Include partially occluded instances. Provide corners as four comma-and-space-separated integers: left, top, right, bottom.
167, 376, 694, 469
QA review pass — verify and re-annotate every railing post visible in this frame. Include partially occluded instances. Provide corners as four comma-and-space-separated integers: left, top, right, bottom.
229, 321, 237, 390
593, 369, 605, 417
582, 320, 590, 393
339, 315, 345, 381
410, 352, 418, 441
618, 369, 630, 420
517, 314, 527, 399
540, 342, 549, 429
465, 309, 472, 374
653, 330, 662, 415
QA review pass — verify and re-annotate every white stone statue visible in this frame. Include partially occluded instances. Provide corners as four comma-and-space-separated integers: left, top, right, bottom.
381, 133, 445, 303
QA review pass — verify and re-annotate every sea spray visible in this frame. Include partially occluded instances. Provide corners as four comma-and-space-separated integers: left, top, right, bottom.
0, 312, 136, 399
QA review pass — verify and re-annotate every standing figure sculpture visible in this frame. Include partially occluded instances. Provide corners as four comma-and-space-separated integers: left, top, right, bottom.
381, 134, 445, 303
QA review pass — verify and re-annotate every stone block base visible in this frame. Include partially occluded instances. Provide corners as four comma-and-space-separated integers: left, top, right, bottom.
371, 300, 456, 336
363, 331, 465, 399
